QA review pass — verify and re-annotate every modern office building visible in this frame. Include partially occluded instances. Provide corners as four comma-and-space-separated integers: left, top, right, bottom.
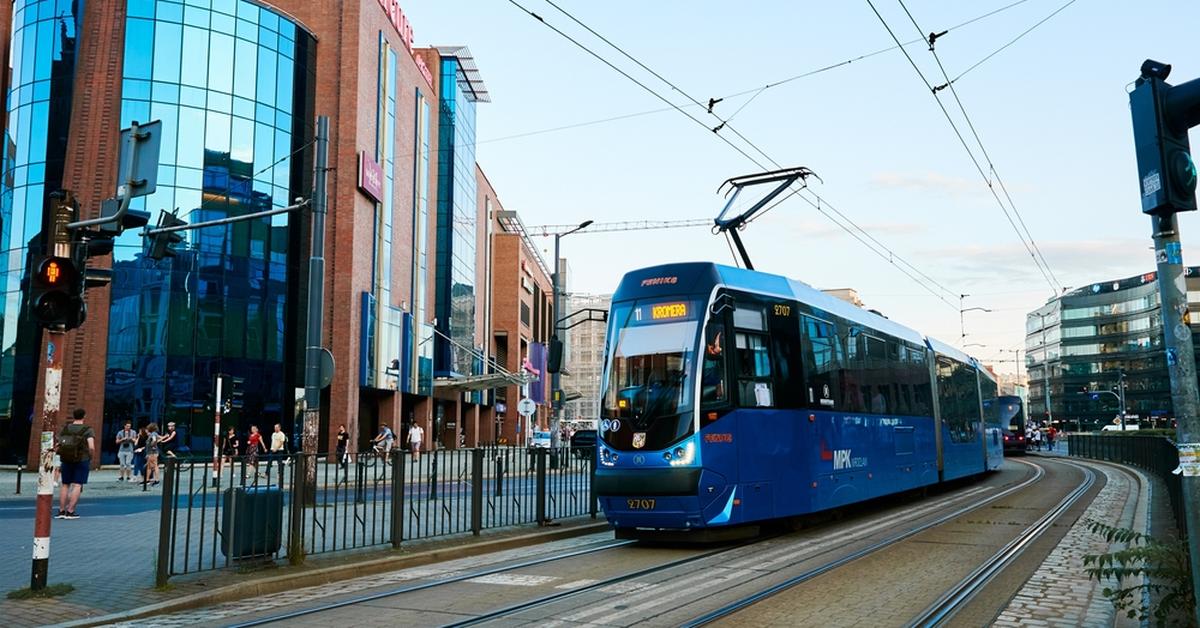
1025, 267, 1200, 431
0, 0, 523, 465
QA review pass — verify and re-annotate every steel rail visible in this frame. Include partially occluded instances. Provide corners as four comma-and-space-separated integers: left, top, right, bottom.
225, 538, 635, 627
908, 460, 1098, 627
680, 459, 1049, 627
442, 537, 767, 628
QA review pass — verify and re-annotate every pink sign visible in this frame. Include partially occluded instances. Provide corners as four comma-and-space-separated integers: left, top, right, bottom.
377, 0, 414, 51
358, 152, 383, 203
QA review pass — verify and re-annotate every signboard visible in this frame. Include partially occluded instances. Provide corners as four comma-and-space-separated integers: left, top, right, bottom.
358, 152, 383, 203
517, 398, 536, 417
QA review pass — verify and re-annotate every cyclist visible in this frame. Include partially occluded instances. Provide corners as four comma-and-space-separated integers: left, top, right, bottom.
372, 423, 395, 455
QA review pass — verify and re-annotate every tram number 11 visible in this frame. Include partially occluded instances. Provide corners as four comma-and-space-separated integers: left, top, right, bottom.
627, 498, 656, 510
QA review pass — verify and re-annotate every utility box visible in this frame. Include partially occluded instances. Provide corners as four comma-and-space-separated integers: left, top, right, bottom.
221, 486, 283, 559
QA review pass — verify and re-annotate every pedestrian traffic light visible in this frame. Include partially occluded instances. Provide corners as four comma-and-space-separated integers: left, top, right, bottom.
148, 211, 186, 260
95, 198, 152, 237
72, 230, 115, 290
547, 337, 563, 373
1130, 60, 1200, 215
28, 255, 80, 328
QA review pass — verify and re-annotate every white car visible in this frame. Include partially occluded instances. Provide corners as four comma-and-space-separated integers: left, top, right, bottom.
1101, 423, 1140, 432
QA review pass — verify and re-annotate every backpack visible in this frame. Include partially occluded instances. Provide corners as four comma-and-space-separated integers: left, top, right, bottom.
59, 424, 89, 464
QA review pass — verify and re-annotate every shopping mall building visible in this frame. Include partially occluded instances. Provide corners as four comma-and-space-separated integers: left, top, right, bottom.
0, 0, 553, 465
1025, 267, 1200, 431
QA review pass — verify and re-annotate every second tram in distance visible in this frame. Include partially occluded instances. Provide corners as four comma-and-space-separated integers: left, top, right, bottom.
595, 262, 1004, 537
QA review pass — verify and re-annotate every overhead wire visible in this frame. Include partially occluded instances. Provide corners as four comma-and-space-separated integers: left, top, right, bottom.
898, 0, 1067, 293
865, 0, 1060, 296
521, 0, 961, 308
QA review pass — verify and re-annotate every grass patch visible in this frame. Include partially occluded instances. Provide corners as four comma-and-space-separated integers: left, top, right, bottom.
7, 583, 75, 599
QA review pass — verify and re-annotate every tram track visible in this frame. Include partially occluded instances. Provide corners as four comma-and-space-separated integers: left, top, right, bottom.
173, 458, 1062, 627
906, 459, 1096, 627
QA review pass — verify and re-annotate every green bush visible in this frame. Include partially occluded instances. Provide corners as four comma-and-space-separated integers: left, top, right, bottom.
1083, 519, 1195, 627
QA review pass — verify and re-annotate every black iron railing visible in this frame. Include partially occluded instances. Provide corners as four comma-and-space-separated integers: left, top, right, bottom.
1068, 434, 1185, 534
156, 446, 596, 585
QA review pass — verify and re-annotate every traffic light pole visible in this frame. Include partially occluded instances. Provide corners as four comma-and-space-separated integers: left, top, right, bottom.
30, 329, 63, 590
301, 116, 329, 503
1150, 212, 1200, 618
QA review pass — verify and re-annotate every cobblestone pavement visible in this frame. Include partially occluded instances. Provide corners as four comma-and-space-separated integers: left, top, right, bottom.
993, 461, 1140, 627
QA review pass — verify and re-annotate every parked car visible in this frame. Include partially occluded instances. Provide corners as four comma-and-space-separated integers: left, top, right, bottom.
530, 430, 552, 448
570, 429, 596, 459
1100, 423, 1140, 432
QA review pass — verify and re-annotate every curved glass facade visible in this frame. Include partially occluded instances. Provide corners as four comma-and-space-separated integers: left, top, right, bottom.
101, 0, 315, 459
0, 0, 85, 462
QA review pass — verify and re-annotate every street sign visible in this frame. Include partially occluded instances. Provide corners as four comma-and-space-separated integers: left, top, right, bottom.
517, 398, 536, 417
115, 120, 162, 200
319, 347, 335, 389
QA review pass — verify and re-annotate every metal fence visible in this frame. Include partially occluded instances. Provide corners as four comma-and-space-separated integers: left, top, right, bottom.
156, 446, 596, 585
1068, 434, 1185, 533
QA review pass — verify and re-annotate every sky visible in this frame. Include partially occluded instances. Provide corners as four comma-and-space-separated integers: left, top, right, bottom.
401, 0, 1200, 375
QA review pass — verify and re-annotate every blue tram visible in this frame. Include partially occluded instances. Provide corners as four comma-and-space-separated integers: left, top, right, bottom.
595, 262, 1004, 534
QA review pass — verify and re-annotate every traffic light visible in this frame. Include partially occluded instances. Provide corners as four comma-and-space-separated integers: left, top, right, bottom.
547, 337, 563, 373
96, 198, 151, 237
148, 211, 187, 260
229, 376, 245, 409
28, 255, 80, 328
1130, 60, 1200, 214
73, 230, 115, 290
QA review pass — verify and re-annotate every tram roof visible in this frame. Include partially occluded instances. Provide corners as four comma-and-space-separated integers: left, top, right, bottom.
613, 262, 982, 366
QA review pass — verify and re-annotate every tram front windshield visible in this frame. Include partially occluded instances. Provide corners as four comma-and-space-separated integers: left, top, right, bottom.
601, 300, 699, 451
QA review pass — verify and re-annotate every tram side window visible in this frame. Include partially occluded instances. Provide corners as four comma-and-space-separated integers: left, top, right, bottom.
862, 335, 891, 414
840, 327, 865, 413
936, 357, 979, 443
768, 302, 803, 408
910, 348, 932, 415
801, 316, 840, 409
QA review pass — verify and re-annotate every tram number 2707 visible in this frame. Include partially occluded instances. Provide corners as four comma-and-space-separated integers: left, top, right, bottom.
627, 499, 656, 510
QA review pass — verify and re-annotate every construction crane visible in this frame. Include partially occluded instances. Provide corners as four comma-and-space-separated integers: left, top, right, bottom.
526, 219, 712, 237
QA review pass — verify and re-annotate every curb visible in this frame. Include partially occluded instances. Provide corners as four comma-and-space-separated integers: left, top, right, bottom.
58, 519, 612, 627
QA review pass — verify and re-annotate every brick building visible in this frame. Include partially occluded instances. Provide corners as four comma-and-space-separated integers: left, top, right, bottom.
0, 0, 534, 464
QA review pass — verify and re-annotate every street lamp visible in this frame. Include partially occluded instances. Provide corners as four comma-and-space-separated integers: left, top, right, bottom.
551, 219, 592, 450
958, 294, 993, 344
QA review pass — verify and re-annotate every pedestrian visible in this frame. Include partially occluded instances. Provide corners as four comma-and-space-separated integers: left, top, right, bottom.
132, 426, 148, 482
1046, 425, 1057, 451
269, 423, 288, 474
335, 425, 349, 482
373, 423, 394, 456
56, 408, 95, 519
220, 427, 239, 481
246, 424, 263, 478
1032, 426, 1043, 451
159, 421, 179, 458
145, 423, 161, 485
408, 421, 424, 462
115, 420, 136, 482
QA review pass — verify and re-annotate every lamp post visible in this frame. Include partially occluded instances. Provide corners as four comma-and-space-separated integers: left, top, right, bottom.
1038, 312, 1055, 429
958, 294, 993, 345
551, 220, 592, 449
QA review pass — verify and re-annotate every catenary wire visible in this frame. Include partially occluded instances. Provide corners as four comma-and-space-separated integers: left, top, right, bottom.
521, 0, 961, 308
898, 0, 1066, 291
947, 0, 1080, 85
865, 0, 1060, 295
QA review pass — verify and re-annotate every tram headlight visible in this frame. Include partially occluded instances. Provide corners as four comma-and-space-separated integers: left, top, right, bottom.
668, 442, 695, 467
600, 446, 617, 466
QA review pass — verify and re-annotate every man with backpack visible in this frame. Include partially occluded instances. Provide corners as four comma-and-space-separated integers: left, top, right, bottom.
57, 408, 95, 519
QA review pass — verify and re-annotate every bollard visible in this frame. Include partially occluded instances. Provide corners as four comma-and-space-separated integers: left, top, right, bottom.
494, 453, 504, 497
535, 448, 548, 525
155, 458, 177, 587
428, 451, 438, 501
470, 449, 484, 536
15, 465, 22, 495
355, 458, 366, 504
390, 451, 405, 549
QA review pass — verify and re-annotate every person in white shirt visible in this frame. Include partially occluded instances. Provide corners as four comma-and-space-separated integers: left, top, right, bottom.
270, 423, 288, 473
408, 423, 425, 461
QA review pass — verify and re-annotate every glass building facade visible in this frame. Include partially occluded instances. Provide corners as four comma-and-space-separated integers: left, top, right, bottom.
0, 0, 84, 462
0, 0, 319, 463
1025, 268, 1200, 431
434, 52, 479, 379
105, 0, 315, 460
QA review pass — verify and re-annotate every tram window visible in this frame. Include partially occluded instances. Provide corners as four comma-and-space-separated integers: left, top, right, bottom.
936, 357, 979, 443
768, 303, 803, 408
862, 335, 891, 414
910, 348, 932, 415
701, 318, 729, 412
801, 316, 840, 410
839, 325, 865, 413
736, 332, 773, 407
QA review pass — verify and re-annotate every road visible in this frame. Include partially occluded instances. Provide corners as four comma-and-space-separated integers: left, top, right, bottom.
115, 455, 1132, 627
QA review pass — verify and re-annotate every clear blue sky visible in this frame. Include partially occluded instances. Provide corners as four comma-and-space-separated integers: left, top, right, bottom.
403, 0, 1200, 373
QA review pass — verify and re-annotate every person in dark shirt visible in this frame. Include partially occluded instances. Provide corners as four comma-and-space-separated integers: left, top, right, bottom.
335, 425, 350, 483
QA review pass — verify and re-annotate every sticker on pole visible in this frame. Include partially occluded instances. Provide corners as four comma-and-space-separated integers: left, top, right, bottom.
1174, 443, 1200, 477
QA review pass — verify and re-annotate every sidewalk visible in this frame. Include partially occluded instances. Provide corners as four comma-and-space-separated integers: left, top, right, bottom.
0, 505, 605, 628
